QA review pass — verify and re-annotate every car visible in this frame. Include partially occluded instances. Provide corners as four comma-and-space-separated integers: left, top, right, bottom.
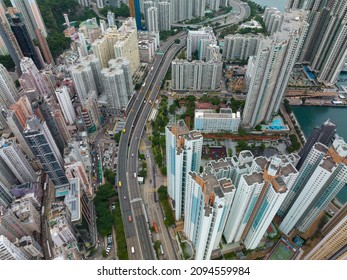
146, 154, 149, 158
128, 215, 132, 222
107, 235, 112, 245
111, 204, 115, 211
123, 196, 126, 199
131, 153, 134, 157
131, 247, 135, 254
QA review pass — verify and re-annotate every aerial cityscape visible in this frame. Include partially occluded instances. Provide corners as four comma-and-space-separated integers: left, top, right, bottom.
0, 0, 347, 261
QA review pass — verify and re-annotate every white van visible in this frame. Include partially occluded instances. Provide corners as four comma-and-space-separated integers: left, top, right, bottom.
131, 247, 135, 254
134, 172, 137, 178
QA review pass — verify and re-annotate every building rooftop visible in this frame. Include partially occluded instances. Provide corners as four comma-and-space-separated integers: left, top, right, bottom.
314, 142, 328, 153
280, 163, 298, 177
320, 157, 336, 172
244, 172, 264, 186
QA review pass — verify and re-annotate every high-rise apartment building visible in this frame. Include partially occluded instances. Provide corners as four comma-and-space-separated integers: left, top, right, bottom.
194, 109, 241, 133
78, 0, 91, 6
263, 7, 283, 35
146, 7, 158, 32
23, 116, 69, 188
0, 235, 30, 260
208, 0, 220, 11
171, 59, 223, 91
193, 0, 206, 18
53, 109, 71, 144
223, 155, 299, 249
170, 0, 193, 22
304, 203, 347, 260
11, 200, 40, 234
80, 90, 101, 133
187, 27, 215, 61
297, 0, 347, 85
129, 0, 142, 29
296, 120, 336, 170
222, 34, 261, 61
11, 0, 47, 40
144, 1, 154, 29
184, 172, 235, 259
165, 120, 203, 220
55, 86, 76, 125
0, 63, 20, 106
101, 58, 133, 110
242, 10, 308, 128
92, 18, 140, 74
11, 16, 43, 70
280, 137, 347, 235
0, 205, 32, 241
107, 11, 115, 28
0, 183, 14, 208
0, 138, 37, 184
20, 57, 50, 95
158, 2, 172, 31
34, 28, 53, 65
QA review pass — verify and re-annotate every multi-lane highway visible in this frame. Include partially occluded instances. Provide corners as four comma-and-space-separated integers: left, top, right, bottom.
117, 34, 186, 259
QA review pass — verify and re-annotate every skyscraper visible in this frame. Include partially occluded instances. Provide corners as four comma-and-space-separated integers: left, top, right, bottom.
223, 156, 299, 249
55, 86, 76, 125
297, 0, 347, 85
20, 57, 49, 95
280, 136, 347, 235
242, 10, 308, 128
34, 28, 53, 65
146, 7, 158, 32
158, 2, 172, 31
0, 17, 23, 71
0, 183, 14, 208
208, 0, 220, 11
170, 0, 193, 22
304, 203, 347, 260
193, 0, 206, 18
184, 172, 235, 259
10, 16, 43, 70
0, 63, 20, 106
144, 1, 154, 30
0, 235, 30, 260
10, 0, 47, 40
165, 120, 203, 220
24, 116, 69, 188
0, 138, 37, 184
296, 120, 336, 170
222, 34, 261, 61
80, 90, 101, 133
107, 11, 115, 28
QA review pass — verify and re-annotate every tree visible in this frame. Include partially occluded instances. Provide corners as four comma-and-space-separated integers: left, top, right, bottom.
46, 32, 71, 59
199, 166, 203, 173
0, 55, 15, 71
254, 124, 262, 131
114, 131, 121, 143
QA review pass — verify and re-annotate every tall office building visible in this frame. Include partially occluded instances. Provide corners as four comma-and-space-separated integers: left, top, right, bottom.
222, 34, 261, 61
165, 120, 203, 221
0, 63, 20, 107
129, 0, 142, 30
297, 0, 347, 85
24, 116, 69, 188
158, 2, 171, 31
223, 155, 299, 249
171, 59, 223, 91
0, 235, 30, 260
304, 203, 347, 260
101, 58, 133, 110
55, 86, 76, 125
34, 28, 53, 65
280, 136, 347, 235
10, 0, 47, 39
242, 10, 308, 128
10, 16, 43, 70
146, 7, 158, 32
0, 17, 23, 71
184, 172, 235, 260
296, 120, 336, 170
0, 138, 37, 184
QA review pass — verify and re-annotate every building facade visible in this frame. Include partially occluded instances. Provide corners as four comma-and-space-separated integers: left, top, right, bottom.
194, 109, 241, 132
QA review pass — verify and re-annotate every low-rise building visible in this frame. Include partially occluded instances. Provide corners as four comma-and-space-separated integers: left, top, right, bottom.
194, 109, 241, 132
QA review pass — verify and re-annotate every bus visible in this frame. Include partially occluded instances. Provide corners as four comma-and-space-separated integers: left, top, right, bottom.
153, 222, 158, 233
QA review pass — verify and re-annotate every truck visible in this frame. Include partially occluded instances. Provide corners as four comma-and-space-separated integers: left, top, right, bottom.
153, 222, 158, 233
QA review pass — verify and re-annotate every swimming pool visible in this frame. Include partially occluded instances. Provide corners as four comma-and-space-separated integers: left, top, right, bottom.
262, 117, 288, 131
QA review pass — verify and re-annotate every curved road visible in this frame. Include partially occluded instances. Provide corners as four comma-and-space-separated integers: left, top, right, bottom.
117, 34, 186, 260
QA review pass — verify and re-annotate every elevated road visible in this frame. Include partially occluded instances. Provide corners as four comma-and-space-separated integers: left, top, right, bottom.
117, 33, 186, 259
